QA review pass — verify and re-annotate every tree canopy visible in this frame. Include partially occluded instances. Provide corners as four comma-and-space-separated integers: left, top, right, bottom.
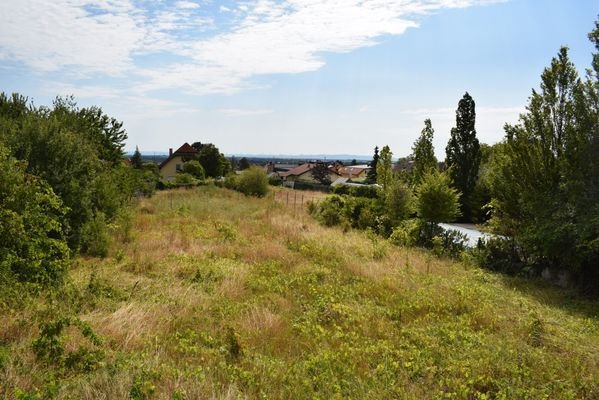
412, 118, 438, 186
445, 92, 481, 221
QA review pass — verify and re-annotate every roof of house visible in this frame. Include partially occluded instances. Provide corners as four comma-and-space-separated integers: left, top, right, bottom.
337, 165, 371, 176
159, 142, 198, 169
279, 163, 341, 178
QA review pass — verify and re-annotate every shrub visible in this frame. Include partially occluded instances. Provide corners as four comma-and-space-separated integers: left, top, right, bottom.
236, 167, 269, 197
268, 174, 283, 186
182, 160, 205, 180
433, 228, 468, 258
313, 195, 345, 226
469, 237, 528, 275
0, 145, 69, 286
415, 170, 461, 224
385, 180, 413, 226
79, 212, 110, 257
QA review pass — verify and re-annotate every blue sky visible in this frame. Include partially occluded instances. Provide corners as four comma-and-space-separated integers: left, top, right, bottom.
0, 0, 596, 157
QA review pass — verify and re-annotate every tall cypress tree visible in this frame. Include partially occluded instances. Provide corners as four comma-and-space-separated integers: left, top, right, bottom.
365, 146, 379, 184
412, 118, 438, 185
445, 92, 481, 220
131, 146, 143, 169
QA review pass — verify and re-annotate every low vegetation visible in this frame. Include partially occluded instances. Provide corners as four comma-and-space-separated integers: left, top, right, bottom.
1, 187, 597, 399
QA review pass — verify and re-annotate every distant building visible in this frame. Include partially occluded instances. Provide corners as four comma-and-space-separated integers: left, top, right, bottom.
279, 162, 340, 183
159, 143, 198, 181
335, 164, 371, 182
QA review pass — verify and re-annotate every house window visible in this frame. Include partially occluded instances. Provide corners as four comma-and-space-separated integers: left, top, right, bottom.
176, 163, 182, 171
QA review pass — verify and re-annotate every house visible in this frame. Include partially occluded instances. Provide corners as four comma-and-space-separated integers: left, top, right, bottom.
335, 164, 371, 182
279, 162, 340, 183
159, 143, 198, 181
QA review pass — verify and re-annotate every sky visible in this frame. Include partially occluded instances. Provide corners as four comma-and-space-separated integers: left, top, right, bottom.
0, 0, 597, 158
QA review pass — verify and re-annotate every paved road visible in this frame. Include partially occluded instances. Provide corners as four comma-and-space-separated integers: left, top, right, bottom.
439, 223, 494, 247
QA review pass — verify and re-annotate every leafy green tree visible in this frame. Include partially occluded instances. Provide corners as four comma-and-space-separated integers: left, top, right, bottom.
311, 162, 332, 185
193, 142, 228, 178
365, 146, 379, 184
489, 46, 599, 288
238, 157, 251, 170
0, 93, 133, 252
131, 146, 143, 169
415, 169, 461, 224
412, 118, 438, 185
445, 92, 481, 221
236, 166, 269, 197
376, 145, 393, 190
385, 180, 413, 227
182, 160, 205, 180
0, 144, 69, 285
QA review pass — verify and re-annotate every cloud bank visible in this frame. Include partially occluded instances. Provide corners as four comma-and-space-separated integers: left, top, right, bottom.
0, 0, 501, 95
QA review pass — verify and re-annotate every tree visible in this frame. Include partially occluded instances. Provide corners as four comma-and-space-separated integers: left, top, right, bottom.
489, 46, 599, 289
0, 144, 69, 285
445, 92, 481, 221
181, 160, 205, 180
131, 146, 143, 169
365, 146, 379, 183
385, 180, 413, 227
412, 119, 438, 185
415, 169, 461, 224
311, 162, 332, 185
236, 166, 269, 197
238, 157, 251, 170
193, 142, 227, 178
376, 145, 393, 190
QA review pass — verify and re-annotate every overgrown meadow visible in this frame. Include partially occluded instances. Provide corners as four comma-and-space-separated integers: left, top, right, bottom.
1, 187, 597, 399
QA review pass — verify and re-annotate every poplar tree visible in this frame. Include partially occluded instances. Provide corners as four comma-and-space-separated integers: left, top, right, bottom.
376, 145, 393, 190
445, 92, 481, 221
412, 118, 437, 185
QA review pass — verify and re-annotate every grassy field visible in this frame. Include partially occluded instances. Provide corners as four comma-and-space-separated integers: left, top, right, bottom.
1, 187, 598, 399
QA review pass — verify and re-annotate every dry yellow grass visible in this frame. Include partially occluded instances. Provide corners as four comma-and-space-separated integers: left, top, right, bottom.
1, 186, 598, 400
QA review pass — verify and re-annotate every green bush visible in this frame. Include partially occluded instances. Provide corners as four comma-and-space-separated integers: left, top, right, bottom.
268, 174, 283, 186
312, 195, 345, 226
79, 212, 110, 257
0, 144, 69, 285
181, 160, 205, 180
385, 180, 413, 226
415, 170, 461, 224
469, 237, 527, 275
235, 167, 269, 197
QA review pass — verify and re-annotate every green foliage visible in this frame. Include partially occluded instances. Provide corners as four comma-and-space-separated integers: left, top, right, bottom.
310, 195, 345, 227
181, 159, 205, 180
445, 92, 481, 221
173, 172, 196, 187
268, 174, 283, 186
235, 166, 269, 197
376, 145, 393, 190
32, 316, 103, 373
0, 144, 69, 285
79, 212, 110, 258
0, 93, 133, 253
131, 146, 143, 169
469, 238, 527, 275
332, 184, 379, 198
489, 46, 599, 290
238, 157, 250, 170
412, 118, 438, 185
365, 146, 379, 184
384, 180, 413, 227
415, 170, 461, 224
192, 142, 229, 178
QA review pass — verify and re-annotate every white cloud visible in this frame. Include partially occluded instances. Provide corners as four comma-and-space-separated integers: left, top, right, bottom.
0, 0, 502, 93
175, 1, 200, 9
